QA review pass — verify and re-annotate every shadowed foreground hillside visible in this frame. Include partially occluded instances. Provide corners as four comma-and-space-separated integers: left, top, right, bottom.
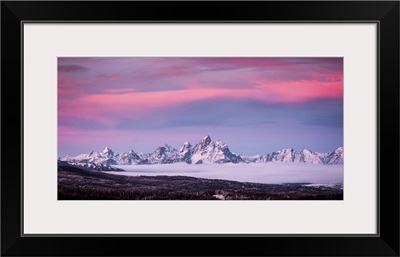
58, 164, 343, 200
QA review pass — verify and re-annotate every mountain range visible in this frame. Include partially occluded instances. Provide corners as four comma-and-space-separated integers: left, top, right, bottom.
60, 135, 343, 166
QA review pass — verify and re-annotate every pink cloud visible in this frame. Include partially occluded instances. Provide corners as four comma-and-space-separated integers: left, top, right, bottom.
58, 76, 92, 98
58, 88, 253, 128
58, 77, 343, 126
107, 75, 120, 81
58, 58, 343, 132
252, 80, 343, 103
101, 88, 136, 94
77, 88, 256, 112
58, 87, 83, 95
97, 74, 121, 81
58, 76, 90, 87
58, 57, 343, 156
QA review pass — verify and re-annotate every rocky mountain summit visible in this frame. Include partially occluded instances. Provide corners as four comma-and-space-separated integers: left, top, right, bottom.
61, 135, 343, 166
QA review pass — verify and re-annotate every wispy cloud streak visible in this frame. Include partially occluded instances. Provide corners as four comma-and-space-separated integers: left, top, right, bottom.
58, 57, 343, 156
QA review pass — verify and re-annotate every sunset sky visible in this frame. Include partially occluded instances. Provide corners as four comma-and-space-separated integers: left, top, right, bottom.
58, 57, 343, 157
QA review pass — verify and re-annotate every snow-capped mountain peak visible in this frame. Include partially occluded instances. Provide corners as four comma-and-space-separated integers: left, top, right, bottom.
60, 147, 116, 166
99, 147, 114, 158
266, 148, 295, 162
116, 149, 146, 165
265, 148, 324, 164
190, 136, 243, 164
61, 136, 343, 166
323, 146, 344, 164
198, 135, 212, 147
298, 149, 324, 164
179, 141, 192, 153
174, 141, 193, 164
335, 146, 344, 154
149, 144, 178, 164
154, 144, 176, 154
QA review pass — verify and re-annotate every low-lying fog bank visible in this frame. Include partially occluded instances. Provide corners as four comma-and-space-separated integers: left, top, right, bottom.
110, 163, 343, 185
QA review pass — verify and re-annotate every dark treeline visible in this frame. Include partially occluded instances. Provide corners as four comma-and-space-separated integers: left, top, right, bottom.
58, 164, 343, 200
58, 185, 342, 201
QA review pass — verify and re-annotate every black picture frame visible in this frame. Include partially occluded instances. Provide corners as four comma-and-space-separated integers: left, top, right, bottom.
1, 1, 399, 256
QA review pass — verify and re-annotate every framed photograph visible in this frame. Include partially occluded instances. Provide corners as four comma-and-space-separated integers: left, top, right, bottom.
56, 55, 345, 202
2, 1, 399, 256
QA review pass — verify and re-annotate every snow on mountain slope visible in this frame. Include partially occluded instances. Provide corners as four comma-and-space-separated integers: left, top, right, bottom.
58, 160, 124, 172
60, 147, 117, 165
266, 148, 297, 163
174, 141, 193, 163
190, 136, 243, 164
298, 149, 325, 164
116, 150, 148, 165
265, 148, 324, 164
148, 144, 178, 164
60, 136, 343, 166
323, 147, 344, 164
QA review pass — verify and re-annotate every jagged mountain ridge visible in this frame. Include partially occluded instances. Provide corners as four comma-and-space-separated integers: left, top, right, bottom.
61, 135, 343, 165
58, 160, 124, 172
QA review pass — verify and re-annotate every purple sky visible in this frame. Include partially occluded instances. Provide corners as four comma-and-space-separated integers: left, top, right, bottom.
58, 57, 343, 157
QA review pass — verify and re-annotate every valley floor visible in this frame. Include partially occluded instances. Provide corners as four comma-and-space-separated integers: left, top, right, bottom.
58, 164, 343, 200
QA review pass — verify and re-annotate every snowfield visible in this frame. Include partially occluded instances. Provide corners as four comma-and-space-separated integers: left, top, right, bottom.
110, 162, 343, 185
